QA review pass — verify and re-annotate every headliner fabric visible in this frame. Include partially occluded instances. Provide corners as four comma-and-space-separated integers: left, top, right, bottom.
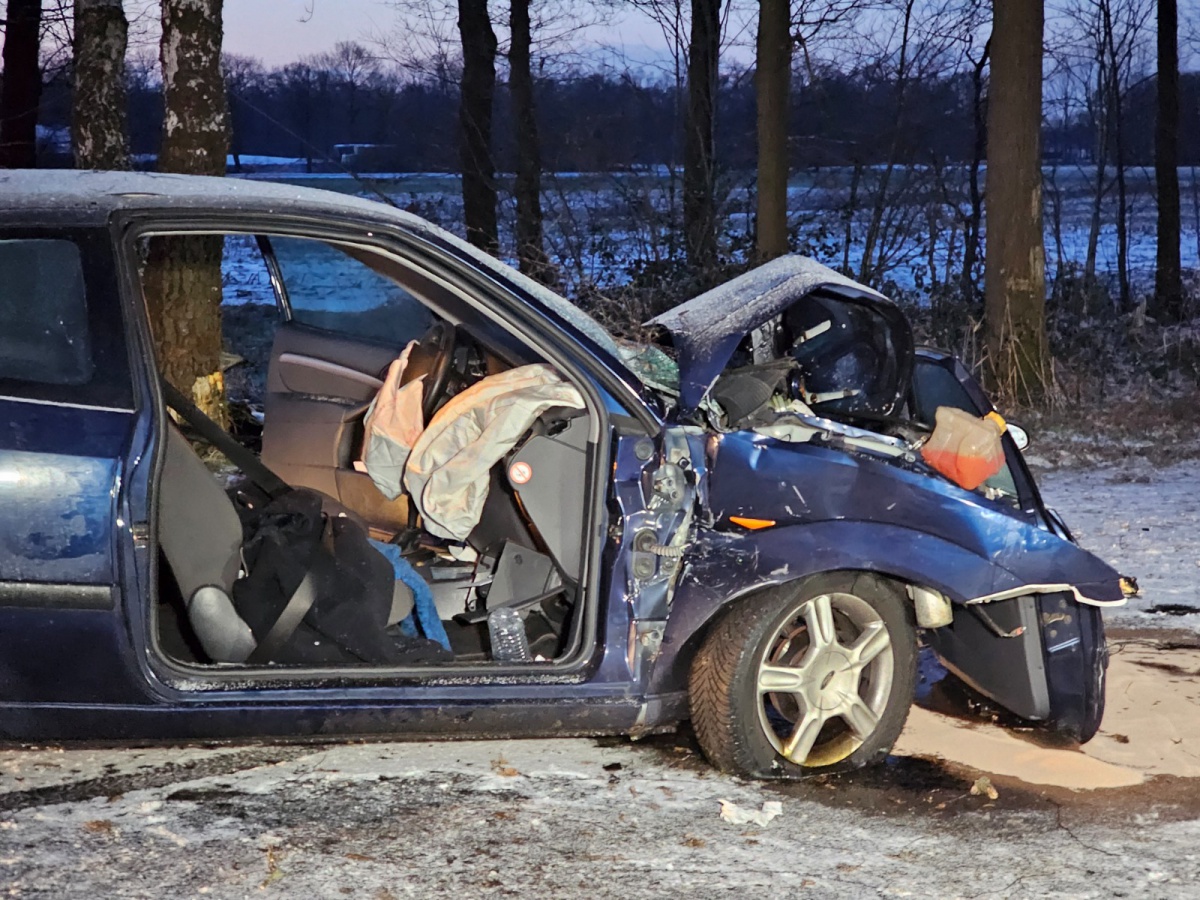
404, 364, 585, 541
361, 339, 425, 501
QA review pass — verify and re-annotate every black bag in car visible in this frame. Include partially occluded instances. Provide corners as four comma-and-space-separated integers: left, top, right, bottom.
231, 489, 445, 665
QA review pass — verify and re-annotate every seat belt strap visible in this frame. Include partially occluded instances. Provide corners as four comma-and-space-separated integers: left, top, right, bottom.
247, 568, 319, 664
161, 380, 291, 499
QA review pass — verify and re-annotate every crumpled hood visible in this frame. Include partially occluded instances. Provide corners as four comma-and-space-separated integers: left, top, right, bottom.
647, 255, 913, 413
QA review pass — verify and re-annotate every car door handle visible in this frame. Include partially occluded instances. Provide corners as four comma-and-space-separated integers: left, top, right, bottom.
277, 353, 385, 392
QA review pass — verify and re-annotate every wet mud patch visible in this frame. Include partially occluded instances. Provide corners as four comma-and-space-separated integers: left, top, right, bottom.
0, 745, 313, 813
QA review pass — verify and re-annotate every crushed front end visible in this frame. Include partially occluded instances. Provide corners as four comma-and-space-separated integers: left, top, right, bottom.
643, 255, 1130, 743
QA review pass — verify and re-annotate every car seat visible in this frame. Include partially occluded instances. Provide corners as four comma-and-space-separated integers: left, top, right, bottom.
157, 422, 417, 664
158, 424, 256, 662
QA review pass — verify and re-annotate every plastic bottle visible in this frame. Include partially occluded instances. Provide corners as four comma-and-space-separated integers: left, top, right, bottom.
487, 607, 532, 662
920, 407, 1007, 491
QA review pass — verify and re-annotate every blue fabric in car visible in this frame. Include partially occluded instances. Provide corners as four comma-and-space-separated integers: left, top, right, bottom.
369, 539, 451, 650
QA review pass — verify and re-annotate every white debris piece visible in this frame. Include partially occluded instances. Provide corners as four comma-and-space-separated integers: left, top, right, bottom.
718, 798, 783, 827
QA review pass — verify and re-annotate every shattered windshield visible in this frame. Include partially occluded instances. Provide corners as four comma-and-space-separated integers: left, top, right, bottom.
422, 225, 627, 363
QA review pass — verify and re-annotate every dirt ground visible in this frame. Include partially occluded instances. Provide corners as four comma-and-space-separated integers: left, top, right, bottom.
4, 456, 1200, 899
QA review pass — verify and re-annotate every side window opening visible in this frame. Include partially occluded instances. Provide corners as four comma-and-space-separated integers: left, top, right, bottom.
910, 360, 1020, 501
268, 235, 433, 346
0, 232, 130, 408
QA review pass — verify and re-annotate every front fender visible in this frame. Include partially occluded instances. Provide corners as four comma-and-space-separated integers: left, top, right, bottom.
648, 517, 1121, 698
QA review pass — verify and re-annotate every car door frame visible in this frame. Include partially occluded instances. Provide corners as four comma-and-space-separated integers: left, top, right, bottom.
112, 207, 665, 710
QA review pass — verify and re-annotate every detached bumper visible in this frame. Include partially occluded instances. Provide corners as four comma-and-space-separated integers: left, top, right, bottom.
925, 591, 1108, 742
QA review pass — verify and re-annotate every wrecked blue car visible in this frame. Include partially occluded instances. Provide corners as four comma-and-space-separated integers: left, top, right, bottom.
0, 171, 1128, 778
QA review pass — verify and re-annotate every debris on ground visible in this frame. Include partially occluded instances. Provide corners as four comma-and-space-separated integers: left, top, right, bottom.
718, 798, 783, 827
970, 776, 999, 801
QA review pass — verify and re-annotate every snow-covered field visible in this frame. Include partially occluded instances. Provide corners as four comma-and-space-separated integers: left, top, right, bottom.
4, 459, 1200, 898
226, 165, 1200, 306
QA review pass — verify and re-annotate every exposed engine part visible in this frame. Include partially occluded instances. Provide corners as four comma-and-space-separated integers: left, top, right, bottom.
646, 543, 685, 558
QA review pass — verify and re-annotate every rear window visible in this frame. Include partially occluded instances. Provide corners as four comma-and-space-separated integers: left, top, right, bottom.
0, 239, 94, 386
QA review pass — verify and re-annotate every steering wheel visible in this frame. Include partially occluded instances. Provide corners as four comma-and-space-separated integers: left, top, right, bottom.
401, 320, 458, 421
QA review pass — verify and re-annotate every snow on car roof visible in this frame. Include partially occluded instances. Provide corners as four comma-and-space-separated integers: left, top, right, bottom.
0, 169, 423, 222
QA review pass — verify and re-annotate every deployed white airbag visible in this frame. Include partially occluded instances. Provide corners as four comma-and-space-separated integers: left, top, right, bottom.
361, 339, 425, 500
404, 364, 585, 541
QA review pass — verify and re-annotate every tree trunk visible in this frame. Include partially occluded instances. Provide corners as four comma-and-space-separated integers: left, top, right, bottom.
73, 0, 130, 170
457, 0, 499, 254
984, 0, 1048, 404
960, 41, 989, 302
1106, 41, 1130, 310
0, 0, 42, 168
1084, 66, 1107, 283
755, 0, 790, 263
146, 0, 229, 423
1113, 114, 1130, 309
684, 0, 720, 276
858, 0, 914, 287
1154, 0, 1182, 321
842, 162, 861, 274
509, 0, 553, 285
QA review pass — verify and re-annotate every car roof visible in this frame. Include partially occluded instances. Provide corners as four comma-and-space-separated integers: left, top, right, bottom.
0, 169, 428, 228
0, 168, 636, 387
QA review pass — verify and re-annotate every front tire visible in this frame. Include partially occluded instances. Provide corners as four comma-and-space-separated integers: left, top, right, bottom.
689, 572, 917, 778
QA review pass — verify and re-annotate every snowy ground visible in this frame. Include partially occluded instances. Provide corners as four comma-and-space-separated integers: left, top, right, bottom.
1039, 458, 1200, 623
3, 458, 1200, 897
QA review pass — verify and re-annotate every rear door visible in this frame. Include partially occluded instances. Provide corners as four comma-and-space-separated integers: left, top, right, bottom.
0, 228, 147, 705
255, 235, 433, 529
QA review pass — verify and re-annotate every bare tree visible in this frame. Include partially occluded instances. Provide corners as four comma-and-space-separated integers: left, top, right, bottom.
1049, 0, 1153, 304
0, 0, 43, 167
755, 0, 791, 262
458, 0, 500, 253
144, 0, 230, 419
1155, 0, 1182, 321
684, 0, 721, 274
984, 0, 1048, 402
223, 53, 264, 173
315, 42, 380, 140
73, 0, 130, 169
510, 0, 554, 283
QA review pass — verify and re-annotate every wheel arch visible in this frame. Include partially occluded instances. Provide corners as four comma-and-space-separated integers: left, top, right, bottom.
647, 518, 1029, 701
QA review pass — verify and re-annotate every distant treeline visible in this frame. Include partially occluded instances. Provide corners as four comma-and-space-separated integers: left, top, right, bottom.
29, 48, 1200, 172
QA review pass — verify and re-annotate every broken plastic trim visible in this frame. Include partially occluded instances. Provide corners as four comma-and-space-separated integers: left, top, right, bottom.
964, 583, 1127, 609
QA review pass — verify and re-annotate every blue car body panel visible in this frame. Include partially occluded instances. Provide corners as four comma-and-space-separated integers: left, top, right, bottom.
0, 171, 1124, 748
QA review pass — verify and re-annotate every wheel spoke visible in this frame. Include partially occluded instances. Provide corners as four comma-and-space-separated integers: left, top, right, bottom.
846, 620, 891, 671
757, 663, 815, 694
781, 708, 824, 764
803, 594, 837, 650
842, 695, 880, 740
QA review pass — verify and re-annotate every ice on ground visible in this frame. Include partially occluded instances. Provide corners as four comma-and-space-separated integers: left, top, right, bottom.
1038, 459, 1200, 622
